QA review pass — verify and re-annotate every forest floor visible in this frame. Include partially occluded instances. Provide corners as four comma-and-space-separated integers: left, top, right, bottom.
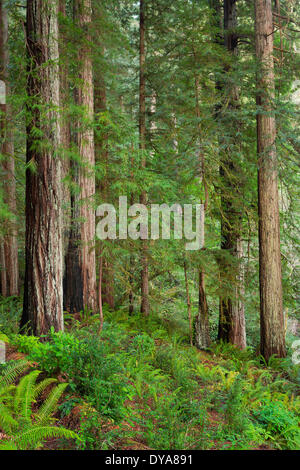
1, 304, 300, 450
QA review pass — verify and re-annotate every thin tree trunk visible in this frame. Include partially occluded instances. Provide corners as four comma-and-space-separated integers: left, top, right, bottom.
195, 208, 210, 350
255, 0, 286, 360
193, 74, 210, 350
195, 270, 211, 349
98, 253, 103, 333
21, 0, 63, 335
0, 0, 19, 296
102, 258, 115, 309
183, 261, 193, 346
139, 0, 149, 316
129, 154, 135, 315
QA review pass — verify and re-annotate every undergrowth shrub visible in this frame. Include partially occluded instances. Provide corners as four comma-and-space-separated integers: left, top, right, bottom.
253, 400, 300, 450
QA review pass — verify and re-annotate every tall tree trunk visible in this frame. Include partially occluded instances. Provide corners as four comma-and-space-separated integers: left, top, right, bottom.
195, 270, 211, 349
94, 71, 114, 310
232, 238, 246, 348
0, 0, 19, 296
129, 148, 135, 315
255, 0, 286, 360
58, 0, 71, 250
218, 0, 246, 349
21, 0, 63, 335
64, 0, 97, 313
183, 261, 193, 346
193, 74, 210, 350
98, 254, 103, 333
139, 0, 149, 316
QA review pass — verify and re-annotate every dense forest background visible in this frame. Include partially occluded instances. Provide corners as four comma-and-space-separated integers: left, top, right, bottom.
0, 0, 299, 451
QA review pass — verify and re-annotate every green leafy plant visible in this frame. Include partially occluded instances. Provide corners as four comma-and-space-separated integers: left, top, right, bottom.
0, 361, 79, 450
253, 400, 300, 450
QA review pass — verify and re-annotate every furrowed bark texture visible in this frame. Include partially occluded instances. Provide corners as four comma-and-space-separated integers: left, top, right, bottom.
255, 0, 286, 360
64, 0, 97, 313
0, 0, 19, 296
58, 0, 71, 251
21, 0, 63, 334
218, 0, 246, 349
94, 69, 115, 310
232, 239, 246, 348
77, 0, 97, 312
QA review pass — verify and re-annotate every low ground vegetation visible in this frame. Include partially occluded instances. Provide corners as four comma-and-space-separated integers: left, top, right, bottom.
0, 299, 299, 450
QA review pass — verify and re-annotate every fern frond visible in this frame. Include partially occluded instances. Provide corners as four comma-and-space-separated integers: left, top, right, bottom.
14, 370, 41, 419
0, 403, 18, 432
0, 360, 31, 388
36, 382, 68, 425
0, 384, 15, 399
5, 425, 78, 450
0, 441, 18, 450
33, 378, 57, 401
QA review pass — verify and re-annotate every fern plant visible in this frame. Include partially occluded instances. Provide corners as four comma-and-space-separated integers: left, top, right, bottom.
0, 361, 79, 450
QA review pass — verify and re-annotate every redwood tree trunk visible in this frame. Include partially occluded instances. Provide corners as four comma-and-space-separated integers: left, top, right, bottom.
77, 0, 97, 312
94, 69, 114, 311
255, 0, 286, 360
218, 0, 246, 349
0, 0, 19, 296
232, 239, 246, 348
139, 0, 149, 316
58, 0, 71, 249
21, 0, 63, 335
64, 0, 97, 313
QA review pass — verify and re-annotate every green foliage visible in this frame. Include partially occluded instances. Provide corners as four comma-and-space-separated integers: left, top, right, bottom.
253, 401, 300, 450
0, 361, 79, 450
128, 334, 155, 361
0, 296, 22, 336
11, 328, 82, 375
3, 309, 300, 451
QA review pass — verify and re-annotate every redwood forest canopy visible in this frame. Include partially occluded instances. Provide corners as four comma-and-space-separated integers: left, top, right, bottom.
0, 0, 299, 452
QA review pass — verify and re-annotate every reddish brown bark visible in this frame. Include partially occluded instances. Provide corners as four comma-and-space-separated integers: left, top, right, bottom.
64, 0, 97, 314
102, 259, 115, 309
218, 0, 246, 349
94, 67, 114, 311
255, 0, 286, 360
77, 0, 97, 312
21, 0, 63, 335
58, 0, 71, 236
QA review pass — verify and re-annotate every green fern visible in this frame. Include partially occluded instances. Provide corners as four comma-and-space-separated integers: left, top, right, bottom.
0, 359, 30, 387
0, 364, 79, 449
36, 382, 69, 425
0, 426, 78, 450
